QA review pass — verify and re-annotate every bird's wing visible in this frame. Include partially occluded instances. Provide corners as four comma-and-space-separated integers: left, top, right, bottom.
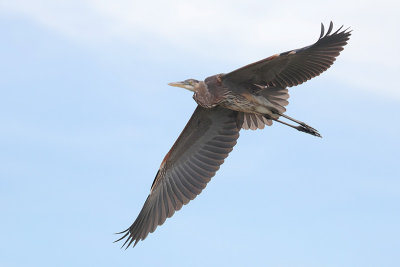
115, 106, 241, 248
222, 22, 351, 88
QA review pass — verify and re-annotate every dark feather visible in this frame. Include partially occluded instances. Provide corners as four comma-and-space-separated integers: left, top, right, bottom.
115, 106, 241, 248
222, 22, 351, 88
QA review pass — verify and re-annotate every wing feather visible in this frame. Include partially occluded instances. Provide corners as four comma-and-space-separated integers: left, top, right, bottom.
115, 106, 240, 248
222, 22, 351, 88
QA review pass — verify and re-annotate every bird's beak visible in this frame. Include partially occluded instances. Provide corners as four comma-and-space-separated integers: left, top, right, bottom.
168, 81, 195, 92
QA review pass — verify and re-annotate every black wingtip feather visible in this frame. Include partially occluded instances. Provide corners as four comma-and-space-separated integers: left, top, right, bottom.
126, 234, 137, 249
333, 25, 344, 34
327, 21, 334, 35
114, 228, 129, 236
319, 23, 325, 39
319, 22, 352, 40
114, 231, 130, 248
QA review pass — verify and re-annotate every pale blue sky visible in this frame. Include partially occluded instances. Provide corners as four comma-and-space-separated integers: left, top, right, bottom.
1, 1, 400, 267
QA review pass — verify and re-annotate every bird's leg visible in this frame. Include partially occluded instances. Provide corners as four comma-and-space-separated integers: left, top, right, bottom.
279, 113, 319, 133
272, 118, 322, 138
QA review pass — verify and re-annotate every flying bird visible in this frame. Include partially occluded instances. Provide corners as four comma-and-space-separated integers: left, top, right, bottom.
115, 22, 351, 248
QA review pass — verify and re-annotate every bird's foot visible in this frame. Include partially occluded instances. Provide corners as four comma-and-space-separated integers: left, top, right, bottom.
296, 124, 322, 138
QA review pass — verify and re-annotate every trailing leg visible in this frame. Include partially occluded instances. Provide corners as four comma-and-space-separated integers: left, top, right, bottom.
266, 114, 321, 137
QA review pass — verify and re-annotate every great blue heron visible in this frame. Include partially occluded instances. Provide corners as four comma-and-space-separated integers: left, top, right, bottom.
115, 22, 351, 248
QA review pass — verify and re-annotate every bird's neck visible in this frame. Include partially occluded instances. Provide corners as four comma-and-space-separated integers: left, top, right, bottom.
193, 81, 218, 108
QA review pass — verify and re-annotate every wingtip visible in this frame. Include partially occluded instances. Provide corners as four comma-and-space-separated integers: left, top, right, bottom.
327, 21, 334, 35
114, 228, 129, 235
113, 228, 134, 250
344, 26, 353, 34
320, 21, 334, 38
319, 22, 325, 39
319, 21, 352, 41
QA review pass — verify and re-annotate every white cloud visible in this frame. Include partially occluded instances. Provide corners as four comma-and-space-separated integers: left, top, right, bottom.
1, 0, 399, 98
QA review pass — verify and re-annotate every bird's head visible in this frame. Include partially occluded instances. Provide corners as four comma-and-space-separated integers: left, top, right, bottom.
168, 79, 200, 92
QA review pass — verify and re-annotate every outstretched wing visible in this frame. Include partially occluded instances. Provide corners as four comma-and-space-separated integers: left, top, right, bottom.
222, 22, 351, 88
115, 106, 241, 248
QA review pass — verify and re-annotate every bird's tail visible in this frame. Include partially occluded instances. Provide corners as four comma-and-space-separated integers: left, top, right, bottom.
240, 86, 289, 130
258, 86, 289, 114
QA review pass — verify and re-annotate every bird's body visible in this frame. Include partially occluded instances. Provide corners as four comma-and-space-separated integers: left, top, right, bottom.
115, 22, 351, 248
198, 75, 282, 118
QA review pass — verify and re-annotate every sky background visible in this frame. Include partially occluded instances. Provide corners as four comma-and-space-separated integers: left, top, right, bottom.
1, 1, 399, 266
